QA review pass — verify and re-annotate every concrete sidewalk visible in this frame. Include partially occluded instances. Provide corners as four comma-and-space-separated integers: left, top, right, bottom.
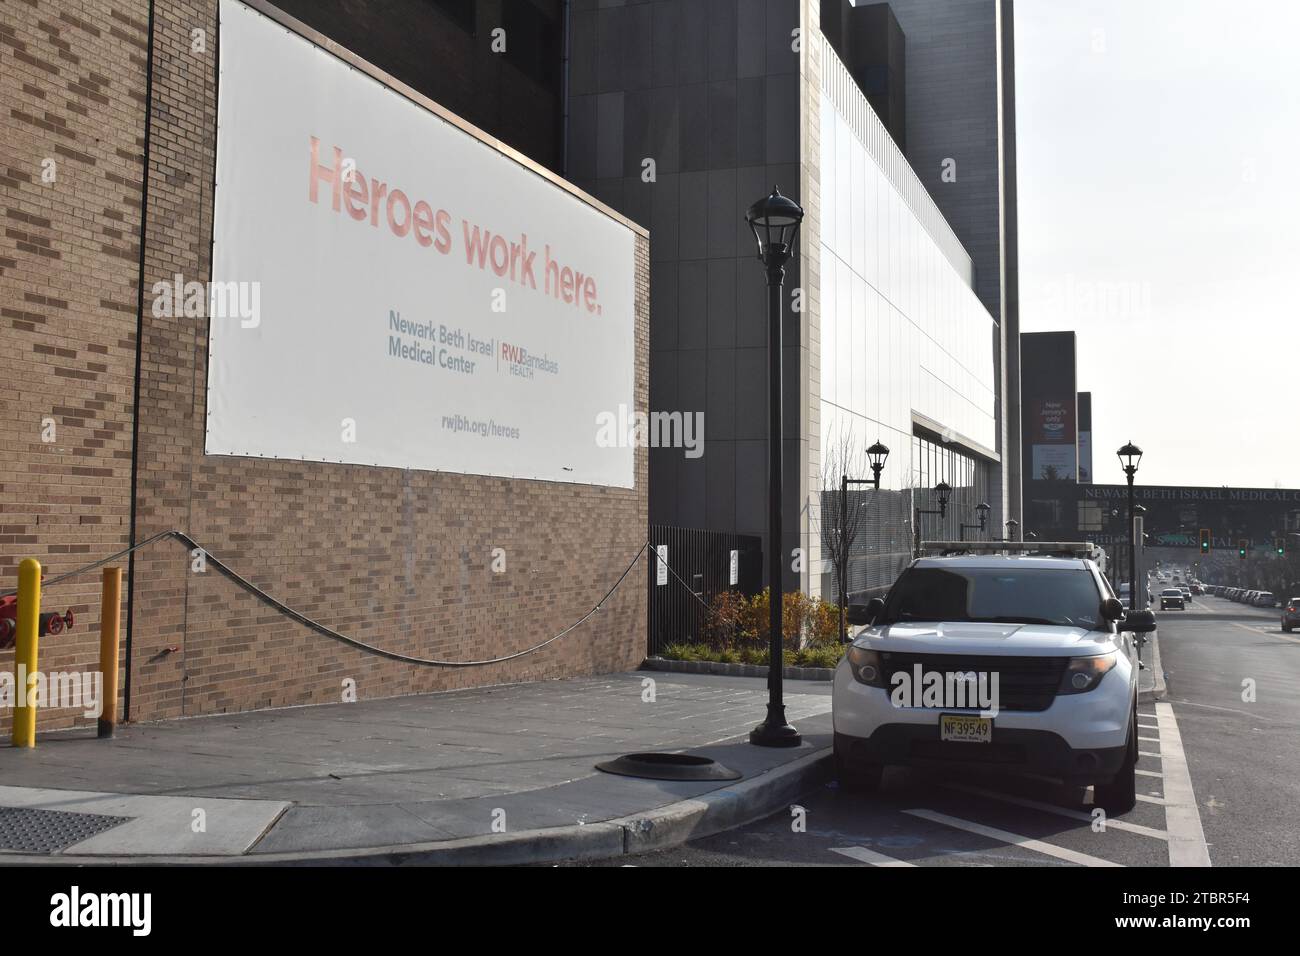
0, 671, 832, 864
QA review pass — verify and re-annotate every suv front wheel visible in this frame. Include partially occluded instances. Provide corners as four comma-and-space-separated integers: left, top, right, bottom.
1093, 700, 1138, 815
835, 739, 883, 794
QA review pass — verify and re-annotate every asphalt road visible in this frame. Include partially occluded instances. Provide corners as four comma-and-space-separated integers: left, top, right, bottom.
1155, 593, 1300, 865
581, 594, 1299, 867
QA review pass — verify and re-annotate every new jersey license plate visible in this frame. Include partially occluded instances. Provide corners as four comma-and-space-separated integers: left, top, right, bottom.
940, 714, 992, 743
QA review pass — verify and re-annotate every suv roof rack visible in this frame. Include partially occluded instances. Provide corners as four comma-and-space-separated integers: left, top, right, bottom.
919, 540, 1101, 559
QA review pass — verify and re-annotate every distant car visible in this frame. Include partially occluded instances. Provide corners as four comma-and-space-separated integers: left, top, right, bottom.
1254, 591, 1276, 608
1190, 584, 1203, 595
1180, 587, 1192, 602
1160, 588, 1185, 610
1283, 599, 1300, 633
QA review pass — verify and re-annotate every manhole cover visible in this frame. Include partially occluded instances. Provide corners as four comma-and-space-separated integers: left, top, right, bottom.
0, 806, 130, 854
595, 752, 742, 781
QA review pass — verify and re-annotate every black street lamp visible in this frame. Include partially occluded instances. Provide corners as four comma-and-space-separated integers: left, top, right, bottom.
960, 501, 991, 542
746, 187, 804, 749
914, 480, 952, 555
838, 442, 889, 644
1005, 518, 1020, 542
1117, 441, 1143, 614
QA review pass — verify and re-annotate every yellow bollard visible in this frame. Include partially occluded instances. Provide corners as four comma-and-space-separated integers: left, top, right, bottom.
11, 558, 41, 748
98, 567, 122, 739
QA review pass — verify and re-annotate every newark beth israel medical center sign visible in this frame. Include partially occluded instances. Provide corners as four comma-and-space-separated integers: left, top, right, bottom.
207, 0, 635, 487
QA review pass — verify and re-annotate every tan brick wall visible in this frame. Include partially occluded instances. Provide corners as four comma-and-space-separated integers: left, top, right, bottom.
1, 0, 648, 731
0, 0, 148, 731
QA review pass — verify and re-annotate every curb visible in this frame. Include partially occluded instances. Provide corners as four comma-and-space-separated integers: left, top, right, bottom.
1, 746, 833, 867
1138, 629, 1165, 704
642, 657, 836, 682
613, 748, 832, 855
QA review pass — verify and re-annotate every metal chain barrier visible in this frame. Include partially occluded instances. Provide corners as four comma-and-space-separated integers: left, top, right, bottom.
2, 531, 651, 668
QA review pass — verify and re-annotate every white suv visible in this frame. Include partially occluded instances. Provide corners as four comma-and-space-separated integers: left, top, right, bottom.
833, 550, 1155, 814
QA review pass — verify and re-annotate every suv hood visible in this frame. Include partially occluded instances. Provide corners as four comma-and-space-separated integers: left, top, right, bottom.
859, 621, 1115, 656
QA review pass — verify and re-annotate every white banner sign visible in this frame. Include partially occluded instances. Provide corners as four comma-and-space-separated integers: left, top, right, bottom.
207, 0, 635, 487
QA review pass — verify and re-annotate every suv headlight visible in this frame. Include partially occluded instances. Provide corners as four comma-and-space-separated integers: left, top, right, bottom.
846, 645, 885, 687
1058, 653, 1118, 694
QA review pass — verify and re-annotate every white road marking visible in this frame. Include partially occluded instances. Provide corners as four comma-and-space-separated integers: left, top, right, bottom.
903, 808, 1123, 867
830, 845, 917, 867
1138, 723, 1159, 731
1138, 736, 1160, 743
945, 783, 1168, 841
1230, 621, 1300, 646
1137, 794, 1168, 806
1135, 768, 1162, 778
1155, 702, 1212, 866
1139, 750, 1162, 758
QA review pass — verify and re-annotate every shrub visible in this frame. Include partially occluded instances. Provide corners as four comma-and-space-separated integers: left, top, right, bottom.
795, 645, 843, 669
742, 588, 842, 649
703, 589, 749, 648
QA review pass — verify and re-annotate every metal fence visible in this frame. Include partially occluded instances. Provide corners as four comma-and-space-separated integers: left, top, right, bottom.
647, 525, 762, 657
817, 487, 915, 605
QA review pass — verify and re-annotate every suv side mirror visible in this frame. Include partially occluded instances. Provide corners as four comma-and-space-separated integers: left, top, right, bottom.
846, 597, 885, 628
1101, 597, 1125, 622
1123, 609, 1156, 633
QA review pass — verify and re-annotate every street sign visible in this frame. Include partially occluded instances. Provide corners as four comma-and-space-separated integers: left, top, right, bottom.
729, 549, 738, 586
656, 545, 668, 586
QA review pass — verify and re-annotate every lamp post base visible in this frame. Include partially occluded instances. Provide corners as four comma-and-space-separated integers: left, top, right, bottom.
749, 704, 802, 748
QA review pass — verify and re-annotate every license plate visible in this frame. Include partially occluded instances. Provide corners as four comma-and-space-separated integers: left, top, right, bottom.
940, 714, 992, 743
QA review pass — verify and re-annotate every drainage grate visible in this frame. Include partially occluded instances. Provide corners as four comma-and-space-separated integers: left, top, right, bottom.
0, 806, 131, 854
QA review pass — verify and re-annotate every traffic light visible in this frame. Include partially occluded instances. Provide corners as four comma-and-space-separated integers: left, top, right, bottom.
1199, 528, 1211, 554
1238, 539, 1248, 560
1277, 537, 1286, 556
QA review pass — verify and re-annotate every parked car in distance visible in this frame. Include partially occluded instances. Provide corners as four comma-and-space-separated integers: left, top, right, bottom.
1160, 588, 1185, 610
1254, 591, 1276, 608
1283, 600, 1300, 633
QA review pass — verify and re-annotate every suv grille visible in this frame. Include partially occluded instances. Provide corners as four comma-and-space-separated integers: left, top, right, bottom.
878, 652, 1067, 712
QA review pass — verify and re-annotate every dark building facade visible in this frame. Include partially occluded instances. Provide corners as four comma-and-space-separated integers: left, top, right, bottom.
568, 0, 1020, 601
1021, 330, 1079, 532
270, 0, 566, 172
885, 0, 1022, 528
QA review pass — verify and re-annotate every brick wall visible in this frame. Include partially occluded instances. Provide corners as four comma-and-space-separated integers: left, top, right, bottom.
1, 0, 648, 732
0, 0, 149, 731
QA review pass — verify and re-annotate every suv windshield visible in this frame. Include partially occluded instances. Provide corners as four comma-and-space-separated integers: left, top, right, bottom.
879, 566, 1106, 629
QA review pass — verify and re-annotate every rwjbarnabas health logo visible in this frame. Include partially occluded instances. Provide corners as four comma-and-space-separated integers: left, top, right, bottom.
890, 665, 1000, 716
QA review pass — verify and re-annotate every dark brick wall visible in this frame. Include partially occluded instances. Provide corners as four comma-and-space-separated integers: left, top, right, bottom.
0, 0, 647, 732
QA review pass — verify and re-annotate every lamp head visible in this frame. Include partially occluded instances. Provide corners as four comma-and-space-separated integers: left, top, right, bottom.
1116, 440, 1143, 476
746, 187, 804, 264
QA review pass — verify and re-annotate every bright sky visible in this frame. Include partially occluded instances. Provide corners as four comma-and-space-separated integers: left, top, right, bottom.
1015, 0, 1300, 489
